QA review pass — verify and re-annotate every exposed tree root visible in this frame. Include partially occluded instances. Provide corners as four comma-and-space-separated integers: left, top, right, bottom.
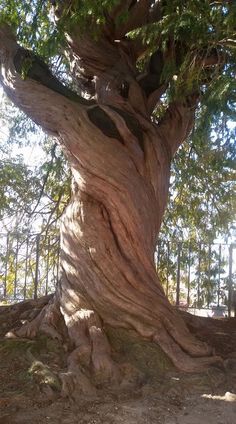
59, 306, 121, 397
0, 295, 53, 338
1, 296, 121, 396
1, 295, 233, 401
153, 331, 220, 373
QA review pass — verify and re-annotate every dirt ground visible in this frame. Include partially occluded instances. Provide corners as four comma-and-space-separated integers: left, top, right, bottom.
0, 316, 236, 424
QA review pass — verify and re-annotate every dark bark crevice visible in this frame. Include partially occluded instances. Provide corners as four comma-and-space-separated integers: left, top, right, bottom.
87, 106, 125, 144
13, 47, 89, 105
110, 106, 144, 151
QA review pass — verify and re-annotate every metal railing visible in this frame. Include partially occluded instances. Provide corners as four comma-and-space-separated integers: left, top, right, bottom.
0, 232, 60, 303
155, 240, 236, 316
0, 232, 235, 315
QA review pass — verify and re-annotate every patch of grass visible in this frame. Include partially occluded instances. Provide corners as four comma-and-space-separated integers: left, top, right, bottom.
0, 335, 63, 393
105, 326, 173, 380
0, 338, 36, 358
28, 360, 61, 391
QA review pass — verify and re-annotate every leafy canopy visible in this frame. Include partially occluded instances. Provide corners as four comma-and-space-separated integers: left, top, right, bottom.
1, 1, 236, 89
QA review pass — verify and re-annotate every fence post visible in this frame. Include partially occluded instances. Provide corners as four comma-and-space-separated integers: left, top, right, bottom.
34, 234, 40, 299
187, 244, 191, 307
166, 241, 170, 297
23, 236, 29, 300
56, 236, 60, 285
218, 244, 222, 307
176, 242, 181, 306
157, 239, 161, 268
197, 243, 201, 308
45, 236, 50, 295
207, 244, 211, 308
4, 234, 9, 298
228, 244, 233, 317
14, 235, 19, 299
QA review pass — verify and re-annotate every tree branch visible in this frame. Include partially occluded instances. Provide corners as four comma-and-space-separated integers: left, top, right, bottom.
199, 50, 227, 68
30, 144, 57, 216
107, 0, 135, 23
115, 0, 152, 38
218, 38, 236, 48
156, 95, 199, 157
146, 83, 167, 114
114, 0, 162, 38
137, 48, 168, 113
13, 47, 90, 104
140, 42, 227, 114
0, 24, 91, 135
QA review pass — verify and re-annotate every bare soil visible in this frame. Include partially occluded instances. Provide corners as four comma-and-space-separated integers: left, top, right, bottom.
0, 315, 236, 424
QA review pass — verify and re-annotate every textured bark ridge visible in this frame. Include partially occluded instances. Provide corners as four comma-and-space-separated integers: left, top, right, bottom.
0, 19, 223, 396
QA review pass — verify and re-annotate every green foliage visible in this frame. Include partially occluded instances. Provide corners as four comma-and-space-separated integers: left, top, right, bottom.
0, 157, 40, 223
161, 82, 236, 243
0, 92, 70, 234
0, 0, 119, 58
1, 1, 236, 104
0, 0, 60, 57
131, 1, 236, 98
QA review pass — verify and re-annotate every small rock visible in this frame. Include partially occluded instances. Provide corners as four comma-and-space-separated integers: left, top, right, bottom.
224, 391, 236, 401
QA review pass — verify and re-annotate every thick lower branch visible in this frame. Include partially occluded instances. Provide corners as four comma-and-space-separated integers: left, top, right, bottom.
0, 24, 92, 134
156, 98, 198, 157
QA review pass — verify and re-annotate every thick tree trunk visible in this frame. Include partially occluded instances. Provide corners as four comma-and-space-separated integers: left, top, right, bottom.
0, 26, 221, 395
9, 102, 219, 392
55, 112, 219, 376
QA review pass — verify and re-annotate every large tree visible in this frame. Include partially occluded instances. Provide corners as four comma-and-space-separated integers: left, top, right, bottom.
0, 0, 235, 395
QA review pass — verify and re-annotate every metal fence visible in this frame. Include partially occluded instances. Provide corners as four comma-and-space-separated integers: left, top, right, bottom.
0, 232, 60, 303
155, 240, 236, 316
0, 232, 235, 315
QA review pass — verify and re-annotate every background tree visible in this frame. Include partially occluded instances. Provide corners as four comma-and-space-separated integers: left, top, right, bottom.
0, 0, 236, 395
0, 93, 70, 233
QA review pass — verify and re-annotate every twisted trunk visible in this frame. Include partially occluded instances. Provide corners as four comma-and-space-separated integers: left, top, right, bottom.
55, 106, 218, 376
0, 25, 221, 395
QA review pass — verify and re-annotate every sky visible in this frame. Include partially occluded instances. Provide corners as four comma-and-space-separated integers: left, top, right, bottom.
0, 86, 50, 233
0, 86, 47, 166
